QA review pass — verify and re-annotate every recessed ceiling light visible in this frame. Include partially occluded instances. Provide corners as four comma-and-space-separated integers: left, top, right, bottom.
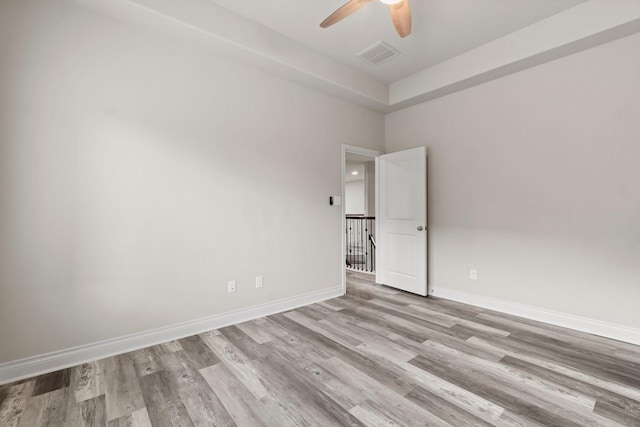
352, 171, 359, 175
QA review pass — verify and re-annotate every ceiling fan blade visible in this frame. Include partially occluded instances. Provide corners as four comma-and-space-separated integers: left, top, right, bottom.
389, 0, 411, 38
320, 0, 373, 28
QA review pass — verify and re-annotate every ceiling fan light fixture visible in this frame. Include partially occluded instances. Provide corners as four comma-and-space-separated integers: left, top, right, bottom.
320, 0, 411, 38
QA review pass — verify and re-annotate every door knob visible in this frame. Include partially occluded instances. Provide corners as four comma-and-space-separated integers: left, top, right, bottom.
417, 226, 424, 231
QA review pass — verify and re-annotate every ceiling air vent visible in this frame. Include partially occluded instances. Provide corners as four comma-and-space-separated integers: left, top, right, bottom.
357, 41, 400, 66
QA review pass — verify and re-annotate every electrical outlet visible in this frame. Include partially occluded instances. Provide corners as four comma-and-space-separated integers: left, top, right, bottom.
469, 269, 478, 280
255, 275, 263, 289
228, 280, 236, 293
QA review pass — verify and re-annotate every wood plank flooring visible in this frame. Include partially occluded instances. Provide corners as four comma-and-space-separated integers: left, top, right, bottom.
2, 271, 639, 426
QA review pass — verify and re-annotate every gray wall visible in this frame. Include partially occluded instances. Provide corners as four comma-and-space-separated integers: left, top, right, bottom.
366, 161, 376, 217
345, 162, 366, 215
386, 32, 640, 328
345, 181, 366, 215
0, 0, 384, 363
2, 0, 638, 365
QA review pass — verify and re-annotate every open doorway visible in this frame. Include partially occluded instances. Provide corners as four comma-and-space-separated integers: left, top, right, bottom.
342, 145, 428, 296
341, 145, 382, 293
345, 155, 376, 272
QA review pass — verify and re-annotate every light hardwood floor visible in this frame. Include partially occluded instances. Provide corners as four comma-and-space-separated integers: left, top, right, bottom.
1, 271, 640, 426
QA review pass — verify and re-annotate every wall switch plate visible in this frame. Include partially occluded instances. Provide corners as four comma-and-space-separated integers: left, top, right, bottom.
469, 269, 478, 280
255, 275, 263, 288
228, 280, 236, 293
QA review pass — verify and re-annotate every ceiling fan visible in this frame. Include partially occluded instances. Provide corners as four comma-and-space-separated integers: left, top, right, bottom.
320, 0, 412, 38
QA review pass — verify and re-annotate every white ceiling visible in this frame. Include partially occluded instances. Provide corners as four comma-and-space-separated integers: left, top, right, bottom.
208, 0, 585, 83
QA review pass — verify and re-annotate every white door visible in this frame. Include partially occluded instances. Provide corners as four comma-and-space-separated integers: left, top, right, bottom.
376, 147, 427, 296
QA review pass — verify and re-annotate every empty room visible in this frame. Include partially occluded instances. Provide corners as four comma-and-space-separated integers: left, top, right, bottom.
1, 0, 639, 425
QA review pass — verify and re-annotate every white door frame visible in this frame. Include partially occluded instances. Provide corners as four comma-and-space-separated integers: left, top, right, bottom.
341, 144, 383, 294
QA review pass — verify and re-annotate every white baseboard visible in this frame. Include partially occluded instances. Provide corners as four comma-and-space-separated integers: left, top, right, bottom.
431, 287, 640, 346
0, 286, 344, 385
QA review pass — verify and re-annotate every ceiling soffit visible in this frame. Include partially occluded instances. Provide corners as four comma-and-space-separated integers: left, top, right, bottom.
75, 0, 640, 113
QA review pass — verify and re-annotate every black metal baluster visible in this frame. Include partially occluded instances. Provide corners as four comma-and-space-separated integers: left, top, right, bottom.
368, 218, 375, 273
365, 219, 369, 272
371, 218, 374, 272
346, 216, 376, 273
347, 218, 351, 268
369, 218, 372, 272
360, 219, 363, 270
